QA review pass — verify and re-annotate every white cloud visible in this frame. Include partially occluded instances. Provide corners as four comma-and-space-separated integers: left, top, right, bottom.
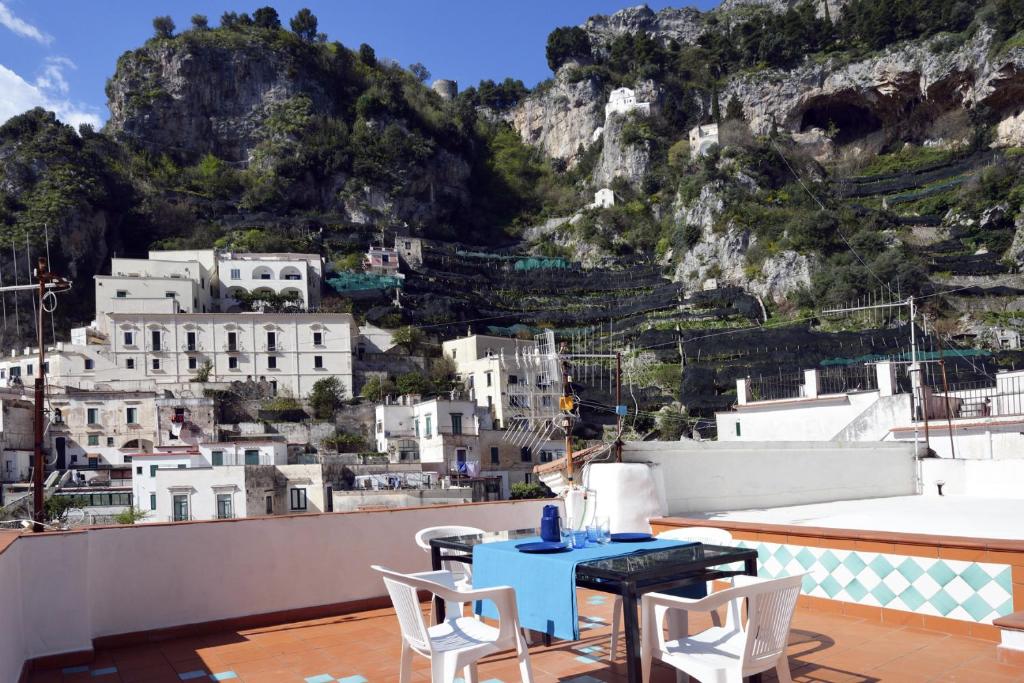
0, 1, 52, 45
0, 62, 101, 129
35, 56, 75, 95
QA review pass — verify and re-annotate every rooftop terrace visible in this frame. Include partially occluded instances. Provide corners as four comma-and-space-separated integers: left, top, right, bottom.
23, 588, 1023, 682
4, 498, 1024, 682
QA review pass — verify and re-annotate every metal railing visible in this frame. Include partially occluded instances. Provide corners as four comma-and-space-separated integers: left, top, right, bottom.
916, 375, 1024, 421
747, 373, 804, 402
817, 365, 879, 395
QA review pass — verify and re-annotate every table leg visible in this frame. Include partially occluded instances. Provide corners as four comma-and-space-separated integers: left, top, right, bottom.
621, 581, 642, 683
743, 556, 761, 683
430, 544, 445, 624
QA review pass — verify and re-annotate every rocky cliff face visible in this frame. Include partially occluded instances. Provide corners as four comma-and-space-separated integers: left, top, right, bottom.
507, 70, 605, 166
583, 5, 706, 50
672, 185, 813, 301
722, 29, 1024, 149
106, 36, 341, 163
592, 111, 651, 189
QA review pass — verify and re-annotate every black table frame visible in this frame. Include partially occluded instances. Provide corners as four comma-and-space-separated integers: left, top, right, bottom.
429, 530, 759, 683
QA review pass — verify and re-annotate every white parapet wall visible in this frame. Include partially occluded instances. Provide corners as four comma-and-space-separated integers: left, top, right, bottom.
920, 458, 1024, 497
0, 499, 556, 679
622, 440, 917, 515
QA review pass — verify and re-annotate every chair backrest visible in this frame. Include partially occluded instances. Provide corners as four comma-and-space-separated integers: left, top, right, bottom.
372, 565, 432, 650
738, 574, 804, 670
657, 526, 733, 545
414, 525, 485, 552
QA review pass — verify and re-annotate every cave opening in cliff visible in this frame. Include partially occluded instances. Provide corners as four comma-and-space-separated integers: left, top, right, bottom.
800, 100, 883, 145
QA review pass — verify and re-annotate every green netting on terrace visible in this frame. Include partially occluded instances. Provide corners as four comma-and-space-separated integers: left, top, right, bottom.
819, 348, 991, 366
485, 323, 539, 337
456, 249, 517, 260
513, 257, 569, 271
327, 272, 403, 292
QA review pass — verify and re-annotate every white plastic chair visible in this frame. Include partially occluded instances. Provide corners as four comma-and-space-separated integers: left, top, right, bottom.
372, 565, 535, 683
414, 525, 484, 589
610, 527, 734, 653
641, 574, 804, 683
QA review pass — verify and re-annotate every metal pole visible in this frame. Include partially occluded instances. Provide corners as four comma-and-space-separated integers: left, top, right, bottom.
560, 342, 573, 485
615, 351, 622, 462
938, 351, 956, 460
32, 257, 47, 532
909, 297, 920, 452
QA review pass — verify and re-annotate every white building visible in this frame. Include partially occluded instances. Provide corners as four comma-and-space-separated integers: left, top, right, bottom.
605, 87, 651, 119
1, 392, 33, 482
442, 334, 561, 429
592, 188, 615, 209
217, 252, 323, 312
716, 363, 1024, 461
689, 123, 719, 158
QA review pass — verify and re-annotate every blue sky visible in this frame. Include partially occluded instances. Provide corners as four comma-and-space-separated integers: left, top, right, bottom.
0, 1, 719, 129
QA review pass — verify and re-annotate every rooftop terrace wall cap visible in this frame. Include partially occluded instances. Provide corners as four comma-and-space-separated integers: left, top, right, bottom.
994, 612, 1024, 631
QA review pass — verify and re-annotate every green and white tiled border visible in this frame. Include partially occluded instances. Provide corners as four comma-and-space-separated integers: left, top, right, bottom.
734, 540, 1014, 624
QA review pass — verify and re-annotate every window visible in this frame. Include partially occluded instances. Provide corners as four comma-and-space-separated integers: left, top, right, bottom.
540, 450, 555, 463
216, 494, 233, 519
126, 407, 138, 425
25, 364, 32, 376
108, 438, 116, 448
116, 290, 127, 298
456, 448, 467, 464
266, 332, 276, 351
290, 488, 307, 511
228, 356, 238, 370
268, 356, 277, 370
244, 449, 259, 465
524, 472, 533, 485
485, 372, 492, 387
735, 421, 741, 437
520, 446, 532, 462
490, 446, 500, 465
382, 253, 390, 264
425, 415, 432, 438
164, 291, 176, 299
265, 495, 273, 514
211, 450, 223, 466
87, 408, 99, 424
509, 374, 518, 384
150, 465, 158, 477
87, 435, 99, 446
414, 418, 419, 438
177, 464, 186, 469
230, 268, 240, 280
151, 330, 161, 351
123, 331, 134, 346
313, 331, 323, 346
149, 494, 156, 510
450, 413, 462, 435
126, 358, 135, 370
172, 494, 189, 522
542, 396, 552, 408
314, 355, 324, 369
88, 457, 99, 468
85, 358, 94, 370
151, 358, 161, 371
227, 331, 238, 351
136, 466, 142, 475
186, 331, 197, 351
188, 356, 198, 370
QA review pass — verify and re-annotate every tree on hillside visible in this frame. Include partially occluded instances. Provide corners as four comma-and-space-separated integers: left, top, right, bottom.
190, 14, 208, 30
359, 43, 377, 66
396, 371, 431, 397
391, 325, 423, 353
309, 376, 345, 419
152, 16, 175, 39
545, 26, 591, 71
360, 375, 397, 402
409, 63, 431, 83
289, 8, 318, 42
724, 95, 746, 122
253, 6, 281, 30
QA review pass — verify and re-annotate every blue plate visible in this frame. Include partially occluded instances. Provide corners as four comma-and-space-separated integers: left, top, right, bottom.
516, 541, 570, 554
610, 533, 653, 543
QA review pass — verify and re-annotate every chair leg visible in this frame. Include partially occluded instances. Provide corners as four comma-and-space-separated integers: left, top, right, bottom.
399, 642, 412, 683
610, 595, 622, 654
431, 655, 457, 683
776, 656, 794, 683
464, 663, 479, 683
517, 645, 535, 683
710, 608, 723, 627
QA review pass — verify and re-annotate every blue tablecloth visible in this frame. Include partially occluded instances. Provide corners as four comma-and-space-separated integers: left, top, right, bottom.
472, 536, 699, 640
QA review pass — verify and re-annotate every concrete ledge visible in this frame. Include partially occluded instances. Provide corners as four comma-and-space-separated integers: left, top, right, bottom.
996, 612, 1024, 663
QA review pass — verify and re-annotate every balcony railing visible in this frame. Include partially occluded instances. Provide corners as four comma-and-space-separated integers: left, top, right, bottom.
747, 373, 804, 402
182, 342, 204, 352
223, 342, 244, 352
817, 365, 879, 395
915, 375, 1024, 421
262, 342, 285, 352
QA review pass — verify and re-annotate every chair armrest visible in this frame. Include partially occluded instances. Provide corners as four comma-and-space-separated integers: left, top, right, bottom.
641, 586, 739, 614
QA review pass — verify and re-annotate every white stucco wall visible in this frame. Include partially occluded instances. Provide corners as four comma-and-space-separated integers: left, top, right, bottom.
716, 391, 882, 441
0, 498, 557, 676
623, 440, 917, 515
920, 458, 1024, 497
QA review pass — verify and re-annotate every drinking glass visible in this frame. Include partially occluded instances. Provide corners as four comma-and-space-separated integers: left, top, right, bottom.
586, 525, 600, 544
596, 517, 611, 545
571, 529, 589, 549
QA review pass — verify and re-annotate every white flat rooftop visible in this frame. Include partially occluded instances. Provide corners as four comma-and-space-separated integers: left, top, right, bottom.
695, 495, 1024, 540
